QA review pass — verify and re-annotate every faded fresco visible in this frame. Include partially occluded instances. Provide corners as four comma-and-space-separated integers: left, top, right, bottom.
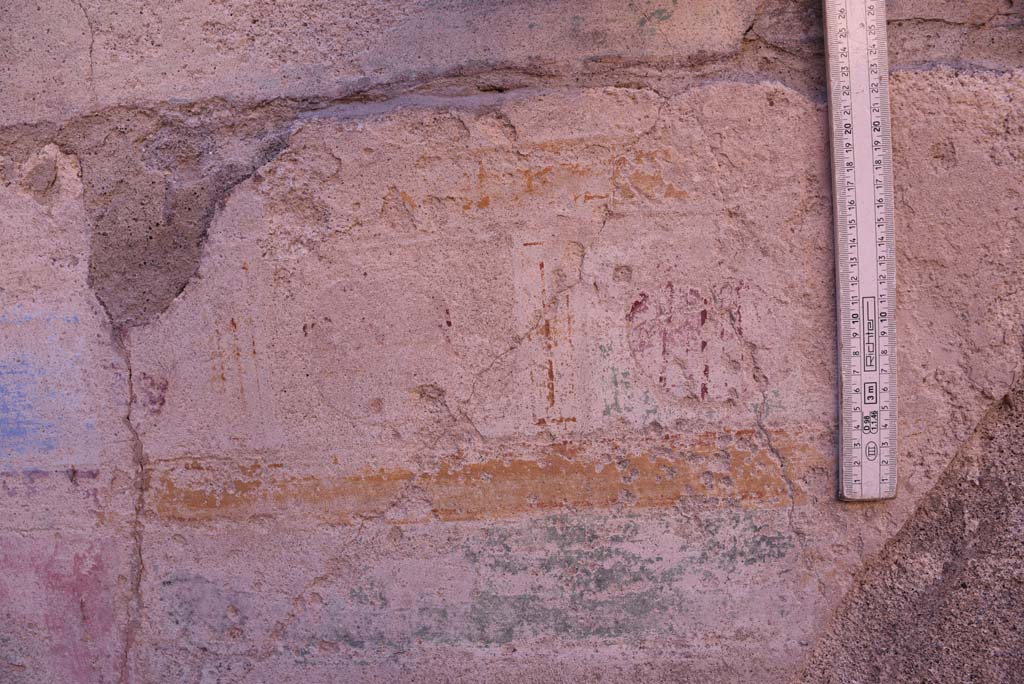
1, 1, 1022, 682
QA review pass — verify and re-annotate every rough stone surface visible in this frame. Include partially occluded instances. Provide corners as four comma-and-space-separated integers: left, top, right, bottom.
801, 379, 1024, 683
0, 2, 1022, 683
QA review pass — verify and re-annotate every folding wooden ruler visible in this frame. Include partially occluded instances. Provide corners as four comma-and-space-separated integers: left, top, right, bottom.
824, 0, 898, 501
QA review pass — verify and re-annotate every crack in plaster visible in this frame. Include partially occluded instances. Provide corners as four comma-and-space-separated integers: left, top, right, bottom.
86, 288, 147, 684
117, 336, 145, 684
71, 0, 96, 103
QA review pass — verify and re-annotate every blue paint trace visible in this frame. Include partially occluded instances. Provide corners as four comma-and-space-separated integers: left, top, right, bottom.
0, 357, 57, 457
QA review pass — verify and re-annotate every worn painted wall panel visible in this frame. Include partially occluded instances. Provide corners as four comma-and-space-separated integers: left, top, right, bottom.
0, 148, 136, 683
0, 1, 1022, 682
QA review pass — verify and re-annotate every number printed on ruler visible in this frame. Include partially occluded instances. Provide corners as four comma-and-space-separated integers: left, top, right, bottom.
824, 0, 898, 501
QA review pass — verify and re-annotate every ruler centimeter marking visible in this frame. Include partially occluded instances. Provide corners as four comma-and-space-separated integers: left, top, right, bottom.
824, 0, 898, 501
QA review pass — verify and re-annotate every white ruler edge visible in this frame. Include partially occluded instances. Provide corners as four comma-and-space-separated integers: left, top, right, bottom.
824, 0, 898, 501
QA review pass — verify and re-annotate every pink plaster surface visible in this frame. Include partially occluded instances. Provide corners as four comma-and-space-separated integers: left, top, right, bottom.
1, 1, 1022, 682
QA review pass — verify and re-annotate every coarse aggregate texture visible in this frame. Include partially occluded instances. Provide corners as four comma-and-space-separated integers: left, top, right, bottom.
0, 1, 1022, 683
801, 378, 1024, 683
